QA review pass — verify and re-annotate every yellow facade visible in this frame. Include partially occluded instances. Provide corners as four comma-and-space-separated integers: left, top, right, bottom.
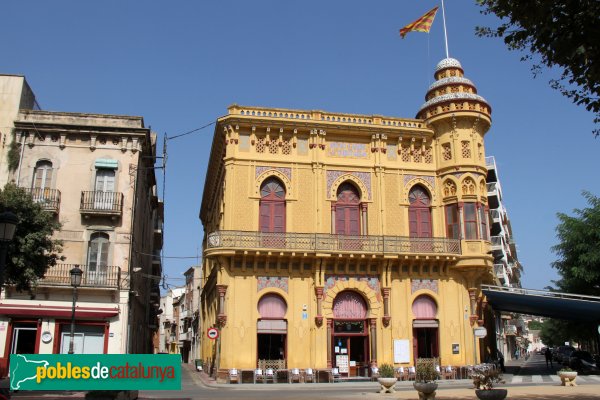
200, 58, 495, 380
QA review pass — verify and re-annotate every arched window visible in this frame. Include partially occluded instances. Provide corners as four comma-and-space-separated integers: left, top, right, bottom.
335, 182, 361, 235
259, 177, 286, 233
408, 185, 432, 238
412, 295, 437, 319
333, 291, 367, 319
87, 232, 109, 272
258, 293, 287, 319
33, 160, 53, 189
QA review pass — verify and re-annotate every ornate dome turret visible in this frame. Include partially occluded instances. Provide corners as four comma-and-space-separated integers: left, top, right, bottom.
417, 58, 491, 121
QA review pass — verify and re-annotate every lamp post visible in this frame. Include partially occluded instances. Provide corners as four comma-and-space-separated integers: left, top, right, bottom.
68, 265, 83, 354
0, 211, 19, 294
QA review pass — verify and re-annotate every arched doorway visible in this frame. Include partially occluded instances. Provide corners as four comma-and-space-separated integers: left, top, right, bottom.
408, 185, 432, 252
332, 291, 369, 377
412, 295, 439, 360
257, 293, 287, 369
335, 182, 362, 251
259, 177, 286, 248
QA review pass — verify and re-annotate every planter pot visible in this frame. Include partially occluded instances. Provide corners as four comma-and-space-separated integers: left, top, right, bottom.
558, 371, 578, 386
475, 389, 508, 400
377, 377, 397, 393
413, 382, 438, 400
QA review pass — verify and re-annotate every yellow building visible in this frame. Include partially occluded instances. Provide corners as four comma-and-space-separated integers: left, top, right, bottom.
200, 58, 495, 380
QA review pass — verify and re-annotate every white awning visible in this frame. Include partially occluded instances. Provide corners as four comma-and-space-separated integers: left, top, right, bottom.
257, 319, 287, 334
412, 319, 439, 328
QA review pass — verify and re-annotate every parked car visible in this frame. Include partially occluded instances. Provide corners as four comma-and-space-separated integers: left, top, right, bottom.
554, 345, 575, 364
569, 350, 600, 374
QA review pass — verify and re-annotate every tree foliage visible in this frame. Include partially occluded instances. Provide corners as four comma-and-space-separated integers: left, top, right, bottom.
527, 320, 543, 330
551, 191, 600, 296
476, 0, 600, 137
0, 183, 63, 291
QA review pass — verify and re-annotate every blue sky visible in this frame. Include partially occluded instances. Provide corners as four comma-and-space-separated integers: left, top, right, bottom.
1, 1, 598, 291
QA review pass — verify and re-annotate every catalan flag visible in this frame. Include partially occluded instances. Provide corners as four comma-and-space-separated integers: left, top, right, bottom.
399, 6, 439, 38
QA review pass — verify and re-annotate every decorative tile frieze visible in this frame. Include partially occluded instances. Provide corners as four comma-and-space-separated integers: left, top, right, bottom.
256, 166, 292, 181
326, 170, 372, 199
404, 175, 435, 188
257, 276, 289, 293
411, 279, 438, 294
327, 142, 368, 158
324, 275, 382, 302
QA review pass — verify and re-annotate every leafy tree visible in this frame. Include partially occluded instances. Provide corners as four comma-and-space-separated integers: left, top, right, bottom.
528, 320, 543, 330
551, 191, 600, 296
0, 183, 63, 292
476, 0, 600, 137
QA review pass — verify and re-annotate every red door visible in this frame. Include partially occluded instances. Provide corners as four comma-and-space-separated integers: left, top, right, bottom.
260, 178, 286, 248
408, 186, 432, 251
335, 183, 361, 251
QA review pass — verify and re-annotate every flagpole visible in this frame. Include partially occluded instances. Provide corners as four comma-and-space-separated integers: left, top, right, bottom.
441, 0, 450, 58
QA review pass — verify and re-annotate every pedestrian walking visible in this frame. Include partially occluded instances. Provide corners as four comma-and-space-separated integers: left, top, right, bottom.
545, 347, 553, 368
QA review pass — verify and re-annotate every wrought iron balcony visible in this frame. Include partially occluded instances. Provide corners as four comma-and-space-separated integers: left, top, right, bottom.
80, 191, 123, 216
38, 263, 121, 289
207, 230, 461, 255
23, 188, 61, 213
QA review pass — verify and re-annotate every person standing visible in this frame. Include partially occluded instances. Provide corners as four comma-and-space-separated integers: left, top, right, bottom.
545, 348, 553, 368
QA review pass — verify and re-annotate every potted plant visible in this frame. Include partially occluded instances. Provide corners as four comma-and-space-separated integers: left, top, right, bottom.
471, 365, 507, 400
557, 367, 578, 386
413, 358, 438, 400
376, 364, 397, 393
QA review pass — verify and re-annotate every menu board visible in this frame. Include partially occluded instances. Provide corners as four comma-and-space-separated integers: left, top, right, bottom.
336, 355, 349, 373
393, 339, 410, 363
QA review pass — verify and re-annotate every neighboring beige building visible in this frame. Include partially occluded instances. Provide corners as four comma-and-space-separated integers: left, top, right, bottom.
158, 287, 185, 354
0, 75, 39, 187
0, 75, 162, 376
183, 266, 201, 363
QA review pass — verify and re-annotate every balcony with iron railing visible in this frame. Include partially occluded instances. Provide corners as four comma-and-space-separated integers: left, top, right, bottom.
38, 263, 121, 289
80, 191, 123, 217
23, 188, 61, 213
494, 263, 508, 283
206, 230, 461, 255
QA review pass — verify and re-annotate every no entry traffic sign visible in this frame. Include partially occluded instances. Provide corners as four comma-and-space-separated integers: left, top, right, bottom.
207, 327, 219, 340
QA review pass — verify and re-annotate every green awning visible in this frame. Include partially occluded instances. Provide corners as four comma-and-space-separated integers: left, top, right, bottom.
95, 159, 118, 169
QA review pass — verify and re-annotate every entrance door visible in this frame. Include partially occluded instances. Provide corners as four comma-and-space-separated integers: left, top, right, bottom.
259, 178, 286, 248
413, 328, 439, 359
11, 326, 37, 354
335, 183, 361, 251
408, 185, 432, 251
333, 332, 369, 377
94, 169, 115, 209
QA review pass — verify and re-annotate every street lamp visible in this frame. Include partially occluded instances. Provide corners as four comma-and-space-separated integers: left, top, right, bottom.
68, 265, 83, 354
0, 211, 19, 293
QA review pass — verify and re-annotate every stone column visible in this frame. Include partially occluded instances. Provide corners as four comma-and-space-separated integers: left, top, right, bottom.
331, 204, 336, 233
468, 287, 478, 326
382, 288, 391, 327
327, 319, 333, 368
361, 203, 368, 235
216, 284, 228, 327
369, 318, 377, 366
315, 286, 324, 326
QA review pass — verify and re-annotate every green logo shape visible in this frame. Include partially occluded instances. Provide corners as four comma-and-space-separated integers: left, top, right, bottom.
9, 354, 181, 391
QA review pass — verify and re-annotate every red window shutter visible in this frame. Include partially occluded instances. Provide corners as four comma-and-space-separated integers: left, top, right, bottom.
419, 209, 432, 238
260, 202, 271, 232
273, 202, 286, 233
335, 206, 346, 234
348, 207, 360, 235
409, 209, 418, 237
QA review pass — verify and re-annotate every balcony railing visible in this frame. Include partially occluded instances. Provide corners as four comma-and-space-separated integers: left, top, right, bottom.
80, 191, 123, 216
23, 188, 61, 213
38, 263, 121, 288
494, 264, 507, 280
207, 230, 461, 255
